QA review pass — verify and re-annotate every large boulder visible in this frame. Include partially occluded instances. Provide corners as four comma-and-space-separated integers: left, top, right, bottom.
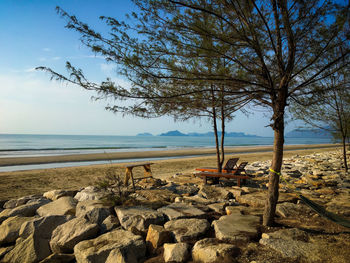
3, 195, 42, 209
163, 243, 190, 263
212, 213, 260, 242
43, 189, 76, 201
146, 224, 172, 251
0, 216, 34, 245
115, 206, 165, 232
164, 218, 210, 242
0, 198, 50, 222
74, 186, 105, 202
0, 246, 14, 259
39, 253, 75, 263
76, 200, 112, 226
157, 202, 206, 220
2, 215, 70, 263
192, 238, 239, 263
100, 215, 120, 234
198, 185, 233, 202
50, 217, 99, 253
74, 229, 146, 263
37, 196, 77, 217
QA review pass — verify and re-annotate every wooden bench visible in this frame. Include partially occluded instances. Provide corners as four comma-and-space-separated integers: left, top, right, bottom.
196, 171, 250, 187
123, 162, 153, 190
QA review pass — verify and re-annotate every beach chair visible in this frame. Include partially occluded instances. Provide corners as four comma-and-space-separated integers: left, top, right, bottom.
196, 161, 249, 186
195, 157, 239, 173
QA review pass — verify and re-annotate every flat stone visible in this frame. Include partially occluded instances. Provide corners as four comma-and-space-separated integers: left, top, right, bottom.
276, 202, 312, 218
236, 192, 265, 207
164, 218, 210, 242
198, 185, 233, 201
163, 243, 190, 263
212, 213, 260, 242
261, 228, 309, 241
0, 216, 34, 245
50, 217, 99, 253
3, 215, 70, 263
43, 190, 76, 201
0, 246, 13, 258
225, 206, 242, 215
208, 203, 226, 213
74, 229, 146, 263
192, 238, 239, 263
37, 196, 77, 217
157, 202, 206, 220
146, 224, 172, 251
115, 206, 165, 232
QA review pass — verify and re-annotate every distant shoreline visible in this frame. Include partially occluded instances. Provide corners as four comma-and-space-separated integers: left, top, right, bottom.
0, 143, 340, 168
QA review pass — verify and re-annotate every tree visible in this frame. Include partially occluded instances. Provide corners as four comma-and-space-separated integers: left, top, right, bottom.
290, 70, 350, 172
38, 0, 350, 226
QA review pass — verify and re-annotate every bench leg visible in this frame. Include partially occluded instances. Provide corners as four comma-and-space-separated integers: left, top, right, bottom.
143, 164, 153, 178
237, 178, 241, 187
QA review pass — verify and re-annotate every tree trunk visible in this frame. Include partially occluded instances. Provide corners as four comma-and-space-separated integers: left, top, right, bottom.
263, 115, 285, 226
342, 135, 348, 172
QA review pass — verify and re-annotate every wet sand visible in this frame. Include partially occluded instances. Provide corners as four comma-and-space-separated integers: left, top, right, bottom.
0, 144, 342, 200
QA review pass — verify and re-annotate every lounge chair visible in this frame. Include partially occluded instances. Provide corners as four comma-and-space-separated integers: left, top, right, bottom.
196, 161, 249, 187
195, 157, 239, 173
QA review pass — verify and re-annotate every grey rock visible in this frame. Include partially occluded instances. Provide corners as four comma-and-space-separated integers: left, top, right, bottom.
276, 202, 312, 218
3, 195, 42, 209
157, 202, 206, 220
100, 215, 120, 234
198, 185, 233, 201
76, 200, 112, 226
163, 243, 190, 263
43, 189, 76, 201
74, 229, 146, 263
164, 218, 210, 242
212, 213, 260, 242
37, 196, 77, 217
192, 238, 238, 263
74, 186, 105, 202
50, 217, 99, 253
208, 203, 226, 213
115, 206, 165, 232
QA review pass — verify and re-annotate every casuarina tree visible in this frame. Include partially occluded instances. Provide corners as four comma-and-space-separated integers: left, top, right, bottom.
38, 0, 350, 226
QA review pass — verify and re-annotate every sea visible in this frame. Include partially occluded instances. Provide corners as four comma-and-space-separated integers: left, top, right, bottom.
0, 134, 334, 172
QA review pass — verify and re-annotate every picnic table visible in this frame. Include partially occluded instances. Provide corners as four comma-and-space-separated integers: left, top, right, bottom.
123, 162, 154, 190
196, 171, 250, 187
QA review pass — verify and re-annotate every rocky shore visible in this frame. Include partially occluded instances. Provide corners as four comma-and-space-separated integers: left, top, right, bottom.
0, 150, 349, 262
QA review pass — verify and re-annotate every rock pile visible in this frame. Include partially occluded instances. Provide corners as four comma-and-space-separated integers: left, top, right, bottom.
0, 150, 349, 262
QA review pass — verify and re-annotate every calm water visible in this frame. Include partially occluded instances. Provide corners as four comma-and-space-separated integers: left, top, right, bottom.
0, 134, 333, 158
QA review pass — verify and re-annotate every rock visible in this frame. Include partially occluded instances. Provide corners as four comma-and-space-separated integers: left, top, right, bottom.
225, 206, 242, 215
3, 195, 42, 209
0, 216, 34, 245
192, 238, 239, 263
115, 206, 165, 232
163, 243, 190, 263
100, 215, 120, 234
3, 215, 70, 263
181, 195, 213, 205
0, 246, 13, 258
276, 202, 312, 218
259, 228, 320, 261
198, 185, 232, 201
146, 224, 172, 251
236, 192, 265, 207
285, 170, 302, 178
74, 186, 105, 202
43, 190, 76, 201
0, 198, 50, 222
157, 202, 206, 220
37, 196, 77, 217
74, 229, 146, 263
212, 213, 260, 242
228, 188, 243, 198
76, 200, 112, 226
50, 217, 99, 253
208, 203, 226, 213
164, 218, 210, 242
39, 253, 75, 263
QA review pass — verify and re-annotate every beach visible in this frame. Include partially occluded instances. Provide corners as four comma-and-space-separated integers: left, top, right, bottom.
0, 144, 341, 200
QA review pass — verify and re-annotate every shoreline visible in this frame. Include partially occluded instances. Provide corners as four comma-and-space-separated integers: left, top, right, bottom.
0, 143, 340, 168
0, 145, 343, 200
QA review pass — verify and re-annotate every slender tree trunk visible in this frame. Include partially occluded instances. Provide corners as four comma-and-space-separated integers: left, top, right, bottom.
220, 94, 225, 169
342, 135, 348, 172
263, 114, 285, 226
213, 112, 222, 173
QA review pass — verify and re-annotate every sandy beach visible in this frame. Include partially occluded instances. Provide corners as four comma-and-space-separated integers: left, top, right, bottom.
0, 144, 341, 200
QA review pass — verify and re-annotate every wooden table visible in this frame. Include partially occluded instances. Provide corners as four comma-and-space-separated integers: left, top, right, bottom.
123, 162, 154, 190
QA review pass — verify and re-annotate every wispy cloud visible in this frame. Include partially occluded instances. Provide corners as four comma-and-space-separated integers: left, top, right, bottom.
24, 68, 37, 73
43, 48, 52, 52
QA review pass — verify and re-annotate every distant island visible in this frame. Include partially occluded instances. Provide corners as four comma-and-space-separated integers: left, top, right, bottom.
158, 130, 259, 137
136, 132, 154, 136
285, 128, 332, 138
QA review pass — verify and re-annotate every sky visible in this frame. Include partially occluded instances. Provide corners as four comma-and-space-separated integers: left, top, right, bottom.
0, 0, 302, 137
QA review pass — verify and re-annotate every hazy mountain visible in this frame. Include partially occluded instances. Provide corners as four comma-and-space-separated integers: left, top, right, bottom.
159, 130, 259, 137
285, 128, 332, 138
136, 132, 153, 136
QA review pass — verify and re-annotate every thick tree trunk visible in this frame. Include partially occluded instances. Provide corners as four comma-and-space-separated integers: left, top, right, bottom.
342, 136, 348, 172
263, 115, 285, 226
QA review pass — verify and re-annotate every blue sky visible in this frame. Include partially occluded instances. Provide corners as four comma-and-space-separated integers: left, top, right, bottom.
0, 0, 301, 137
